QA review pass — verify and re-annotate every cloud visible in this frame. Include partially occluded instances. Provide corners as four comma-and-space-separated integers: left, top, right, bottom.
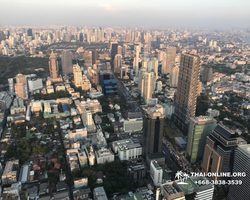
98, 3, 114, 12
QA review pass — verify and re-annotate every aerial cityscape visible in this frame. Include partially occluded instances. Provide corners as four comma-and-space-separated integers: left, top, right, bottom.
0, 1, 250, 200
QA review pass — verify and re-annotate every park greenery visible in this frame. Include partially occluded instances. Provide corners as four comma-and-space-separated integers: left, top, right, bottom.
71, 161, 138, 197
33, 90, 71, 100
0, 56, 49, 84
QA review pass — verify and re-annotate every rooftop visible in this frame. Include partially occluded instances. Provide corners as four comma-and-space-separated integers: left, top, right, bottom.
238, 144, 250, 155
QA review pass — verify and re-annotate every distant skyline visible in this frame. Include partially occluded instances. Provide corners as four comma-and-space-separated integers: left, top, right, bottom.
0, 0, 250, 29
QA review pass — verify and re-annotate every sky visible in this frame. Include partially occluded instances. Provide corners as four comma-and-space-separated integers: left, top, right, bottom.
0, 0, 250, 29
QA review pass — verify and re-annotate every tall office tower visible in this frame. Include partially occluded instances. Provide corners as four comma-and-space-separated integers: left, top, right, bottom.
138, 68, 147, 91
186, 116, 217, 164
0, 30, 5, 42
3, 46, 9, 55
173, 53, 201, 132
27, 29, 32, 37
49, 51, 59, 80
201, 66, 213, 83
92, 50, 98, 64
79, 33, 84, 42
142, 59, 149, 71
61, 50, 73, 75
113, 54, 122, 73
65, 32, 71, 42
8, 78, 14, 93
110, 42, 118, 62
15, 83, 28, 100
169, 65, 179, 87
133, 44, 140, 76
54, 30, 60, 41
148, 58, 158, 78
85, 51, 92, 68
197, 81, 202, 96
73, 63, 83, 87
16, 73, 27, 84
147, 37, 151, 52
202, 124, 246, 180
122, 44, 128, 57
141, 72, 154, 103
228, 144, 250, 200
161, 48, 176, 74
143, 107, 164, 155
117, 46, 122, 54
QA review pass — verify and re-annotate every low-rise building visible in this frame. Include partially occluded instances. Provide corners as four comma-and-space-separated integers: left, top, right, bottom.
95, 148, 114, 164
1, 160, 19, 185
112, 139, 142, 160
93, 187, 108, 200
74, 177, 88, 188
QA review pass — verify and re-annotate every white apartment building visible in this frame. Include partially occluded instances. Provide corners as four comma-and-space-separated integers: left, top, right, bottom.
150, 160, 163, 187
95, 148, 114, 164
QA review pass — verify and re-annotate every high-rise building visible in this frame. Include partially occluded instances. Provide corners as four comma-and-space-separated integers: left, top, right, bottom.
110, 42, 118, 62
27, 29, 32, 37
161, 48, 176, 74
186, 116, 217, 164
202, 124, 246, 180
8, 78, 14, 93
143, 107, 164, 155
85, 51, 92, 68
49, 51, 59, 80
73, 64, 83, 88
148, 57, 158, 78
161, 176, 214, 200
61, 50, 73, 75
65, 32, 71, 42
0, 30, 5, 42
228, 144, 250, 200
141, 72, 154, 104
138, 67, 147, 91
169, 65, 179, 87
92, 50, 98, 64
133, 44, 140, 76
173, 53, 201, 132
15, 83, 28, 100
113, 54, 122, 73
15, 73, 27, 84
79, 33, 84, 42
202, 66, 213, 83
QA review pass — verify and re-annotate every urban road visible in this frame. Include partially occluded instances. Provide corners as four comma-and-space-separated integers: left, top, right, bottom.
57, 121, 74, 200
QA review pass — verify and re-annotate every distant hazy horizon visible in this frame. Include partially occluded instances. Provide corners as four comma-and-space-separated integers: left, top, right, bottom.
1, 0, 250, 29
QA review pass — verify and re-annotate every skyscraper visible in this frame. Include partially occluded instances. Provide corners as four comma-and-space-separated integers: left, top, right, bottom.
161, 48, 176, 74
73, 64, 83, 88
228, 144, 250, 200
113, 54, 122, 73
85, 51, 92, 68
143, 108, 164, 155
169, 65, 179, 87
16, 73, 27, 84
49, 51, 59, 80
141, 72, 154, 104
138, 67, 147, 91
27, 29, 32, 37
92, 50, 98, 64
186, 116, 217, 163
110, 42, 118, 62
173, 53, 201, 132
61, 50, 72, 75
201, 66, 213, 83
202, 124, 246, 180
15, 83, 28, 100
133, 44, 140, 76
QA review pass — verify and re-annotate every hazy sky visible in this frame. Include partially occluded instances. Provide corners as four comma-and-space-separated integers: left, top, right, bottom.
0, 0, 250, 28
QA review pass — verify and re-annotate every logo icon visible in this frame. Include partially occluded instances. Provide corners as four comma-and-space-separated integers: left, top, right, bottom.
175, 170, 190, 185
